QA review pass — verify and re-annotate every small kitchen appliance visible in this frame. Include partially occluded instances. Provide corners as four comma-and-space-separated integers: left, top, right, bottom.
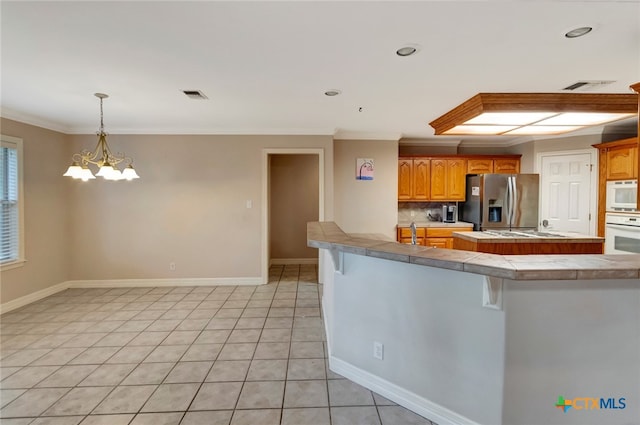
443, 205, 457, 223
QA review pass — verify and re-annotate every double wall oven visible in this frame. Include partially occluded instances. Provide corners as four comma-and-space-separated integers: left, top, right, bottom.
604, 180, 640, 254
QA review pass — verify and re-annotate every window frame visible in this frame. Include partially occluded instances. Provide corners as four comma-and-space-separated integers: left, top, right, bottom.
1, 134, 25, 270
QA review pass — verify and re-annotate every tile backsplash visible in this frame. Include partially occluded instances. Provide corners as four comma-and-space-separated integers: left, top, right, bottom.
398, 202, 458, 223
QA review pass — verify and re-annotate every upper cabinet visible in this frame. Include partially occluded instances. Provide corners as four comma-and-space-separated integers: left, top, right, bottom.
398, 159, 413, 200
431, 158, 466, 200
606, 144, 638, 180
593, 138, 638, 181
398, 158, 430, 201
494, 158, 521, 174
467, 157, 520, 174
592, 138, 639, 236
467, 158, 493, 174
398, 155, 520, 202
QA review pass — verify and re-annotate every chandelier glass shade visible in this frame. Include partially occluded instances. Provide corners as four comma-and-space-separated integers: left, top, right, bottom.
63, 93, 140, 181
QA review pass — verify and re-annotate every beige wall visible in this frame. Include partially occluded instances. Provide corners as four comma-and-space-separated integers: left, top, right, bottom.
269, 154, 319, 260
1, 124, 334, 305
509, 133, 603, 173
67, 134, 333, 281
506, 141, 536, 173
0, 118, 71, 303
334, 139, 398, 239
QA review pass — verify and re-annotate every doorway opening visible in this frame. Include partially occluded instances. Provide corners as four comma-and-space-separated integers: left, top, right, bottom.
262, 149, 324, 284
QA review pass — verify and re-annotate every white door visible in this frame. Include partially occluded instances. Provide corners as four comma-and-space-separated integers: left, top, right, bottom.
539, 152, 594, 234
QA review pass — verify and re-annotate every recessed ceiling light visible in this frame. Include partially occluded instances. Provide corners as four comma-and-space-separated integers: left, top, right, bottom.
396, 45, 419, 57
565, 26, 592, 38
324, 90, 341, 97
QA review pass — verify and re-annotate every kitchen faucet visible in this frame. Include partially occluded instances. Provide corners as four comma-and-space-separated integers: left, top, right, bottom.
410, 221, 417, 245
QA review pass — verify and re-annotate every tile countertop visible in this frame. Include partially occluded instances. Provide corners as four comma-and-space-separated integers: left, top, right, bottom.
308, 221, 640, 281
452, 231, 604, 244
397, 221, 474, 228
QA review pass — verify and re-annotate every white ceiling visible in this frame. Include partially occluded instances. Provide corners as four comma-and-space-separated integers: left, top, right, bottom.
1, 1, 639, 146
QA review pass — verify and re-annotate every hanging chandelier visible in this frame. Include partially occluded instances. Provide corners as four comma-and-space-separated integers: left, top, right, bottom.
63, 93, 140, 181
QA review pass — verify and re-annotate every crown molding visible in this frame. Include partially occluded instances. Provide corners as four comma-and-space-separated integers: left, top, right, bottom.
399, 138, 461, 147
0, 108, 72, 134
333, 130, 402, 141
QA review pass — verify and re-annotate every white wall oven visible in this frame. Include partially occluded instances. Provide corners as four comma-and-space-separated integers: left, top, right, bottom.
605, 213, 640, 254
606, 180, 638, 211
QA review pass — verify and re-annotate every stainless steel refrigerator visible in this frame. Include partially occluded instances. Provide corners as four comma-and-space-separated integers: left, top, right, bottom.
460, 174, 539, 231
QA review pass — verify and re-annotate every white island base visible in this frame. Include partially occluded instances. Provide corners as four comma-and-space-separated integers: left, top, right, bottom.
319, 251, 639, 425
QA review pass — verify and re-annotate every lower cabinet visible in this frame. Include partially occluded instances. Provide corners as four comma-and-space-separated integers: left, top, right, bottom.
425, 238, 450, 249
397, 226, 472, 248
425, 227, 471, 248
397, 227, 425, 245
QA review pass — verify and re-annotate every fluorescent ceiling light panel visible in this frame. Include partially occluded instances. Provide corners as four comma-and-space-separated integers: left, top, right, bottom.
504, 125, 584, 135
443, 125, 519, 135
429, 92, 638, 136
537, 112, 635, 126
466, 112, 558, 125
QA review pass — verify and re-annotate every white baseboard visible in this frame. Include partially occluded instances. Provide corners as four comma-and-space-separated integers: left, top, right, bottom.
68, 277, 263, 288
0, 277, 263, 314
328, 356, 480, 425
269, 258, 318, 266
0, 281, 70, 315
322, 295, 332, 355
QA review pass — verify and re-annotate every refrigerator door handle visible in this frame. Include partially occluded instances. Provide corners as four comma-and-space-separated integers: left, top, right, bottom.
505, 176, 511, 225
510, 176, 517, 226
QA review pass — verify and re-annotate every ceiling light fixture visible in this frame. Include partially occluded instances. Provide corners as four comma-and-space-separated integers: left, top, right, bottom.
324, 90, 341, 97
429, 92, 637, 136
63, 93, 140, 181
565, 26, 592, 38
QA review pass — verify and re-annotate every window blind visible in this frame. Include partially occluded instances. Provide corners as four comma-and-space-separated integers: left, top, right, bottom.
1, 144, 19, 263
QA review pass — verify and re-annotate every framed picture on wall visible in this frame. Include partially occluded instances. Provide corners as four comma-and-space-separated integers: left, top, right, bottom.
356, 158, 374, 180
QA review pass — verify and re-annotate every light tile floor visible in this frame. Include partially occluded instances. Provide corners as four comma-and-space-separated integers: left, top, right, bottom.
0, 265, 435, 425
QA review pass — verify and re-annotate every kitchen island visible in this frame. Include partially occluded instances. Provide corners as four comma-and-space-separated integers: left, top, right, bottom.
309, 221, 639, 425
452, 230, 604, 254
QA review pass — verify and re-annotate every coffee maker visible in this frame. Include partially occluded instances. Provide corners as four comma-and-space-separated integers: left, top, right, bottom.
442, 204, 457, 223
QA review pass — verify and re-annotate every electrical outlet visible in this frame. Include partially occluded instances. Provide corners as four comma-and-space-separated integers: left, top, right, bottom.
410, 210, 415, 217
373, 341, 384, 360
169, 262, 176, 271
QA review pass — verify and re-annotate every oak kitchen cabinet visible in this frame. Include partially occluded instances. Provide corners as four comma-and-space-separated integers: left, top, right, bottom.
398, 155, 521, 202
593, 137, 638, 236
398, 158, 430, 201
466, 157, 521, 174
606, 143, 638, 180
397, 226, 425, 245
425, 227, 470, 249
430, 158, 466, 201
396, 226, 471, 248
